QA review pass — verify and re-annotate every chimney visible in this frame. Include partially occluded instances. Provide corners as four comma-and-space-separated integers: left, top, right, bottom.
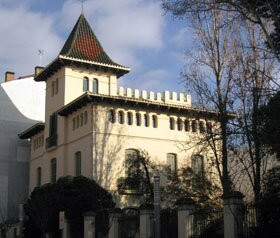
5, 72, 15, 82
35, 66, 44, 77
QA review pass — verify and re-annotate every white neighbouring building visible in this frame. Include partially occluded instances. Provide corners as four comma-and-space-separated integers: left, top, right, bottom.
19, 14, 218, 207
0, 72, 44, 237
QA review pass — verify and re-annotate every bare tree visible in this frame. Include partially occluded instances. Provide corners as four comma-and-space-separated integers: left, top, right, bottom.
162, 0, 280, 61
230, 21, 278, 203
179, 5, 237, 194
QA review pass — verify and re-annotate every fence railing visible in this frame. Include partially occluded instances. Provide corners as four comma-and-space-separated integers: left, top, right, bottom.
189, 209, 224, 238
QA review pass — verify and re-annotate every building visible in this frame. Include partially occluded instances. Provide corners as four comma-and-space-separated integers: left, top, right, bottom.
19, 14, 217, 207
0, 72, 44, 233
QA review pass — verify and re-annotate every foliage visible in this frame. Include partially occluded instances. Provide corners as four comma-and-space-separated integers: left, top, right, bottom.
253, 166, 280, 237
259, 91, 280, 159
24, 176, 115, 238
162, 167, 222, 210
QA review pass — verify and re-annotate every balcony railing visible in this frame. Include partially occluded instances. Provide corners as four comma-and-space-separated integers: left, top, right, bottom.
46, 134, 57, 149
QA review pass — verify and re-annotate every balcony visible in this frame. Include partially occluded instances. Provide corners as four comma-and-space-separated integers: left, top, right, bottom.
117, 176, 149, 195
46, 134, 57, 149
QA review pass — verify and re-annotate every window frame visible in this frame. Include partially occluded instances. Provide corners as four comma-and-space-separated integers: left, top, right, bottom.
75, 151, 82, 176
83, 77, 89, 92
50, 158, 57, 183
167, 153, 178, 174
93, 78, 99, 94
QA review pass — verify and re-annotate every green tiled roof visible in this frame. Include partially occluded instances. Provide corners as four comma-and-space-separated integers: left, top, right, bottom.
60, 14, 126, 69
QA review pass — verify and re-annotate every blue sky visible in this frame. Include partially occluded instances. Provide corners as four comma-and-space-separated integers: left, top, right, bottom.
0, 0, 193, 93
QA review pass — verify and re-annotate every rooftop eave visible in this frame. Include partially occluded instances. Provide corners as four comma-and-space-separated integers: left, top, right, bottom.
34, 55, 130, 82
18, 123, 45, 139
57, 92, 223, 118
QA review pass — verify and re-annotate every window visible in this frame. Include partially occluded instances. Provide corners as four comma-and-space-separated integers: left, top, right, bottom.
76, 115, 80, 128
73, 118, 76, 130
127, 112, 133, 125
50, 158, 57, 183
167, 153, 177, 173
80, 113, 84, 127
75, 152, 82, 176
135, 113, 141, 126
125, 149, 140, 178
93, 79, 99, 94
170, 117, 175, 130
55, 78, 59, 94
152, 115, 158, 128
49, 113, 57, 137
118, 111, 124, 124
84, 111, 88, 125
184, 119, 190, 131
177, 118, 183, 131
206, 122, 212, 133
83, 77, 89, 92
51, 81, 55, 97
37, 167, 41, 186
199, 121, 206, 133
144, 114, 149, 127
192, 120, 198, 133
41, 135, 44, 147
108, 109, 116, 123
192, 155, 204, 176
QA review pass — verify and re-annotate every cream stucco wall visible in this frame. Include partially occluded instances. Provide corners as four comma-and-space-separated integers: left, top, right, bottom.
28, 65, 218, 208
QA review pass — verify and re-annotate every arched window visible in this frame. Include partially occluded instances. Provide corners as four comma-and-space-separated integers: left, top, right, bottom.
108, 109, 116, 123
144, 114, 149, 127
80, 113, 84, 127
84, 111, 88, 125
167, 153, 178, 173
177, 118, 183, 131
55, 78, 59, 94
199, 121, 206, 133
152, 115, 158, 128
83, 77, 89, 92
73, 118, 76, 130
184, 119, 190, 132
170, 117, 175, 130
192, 120, 198, 133
125, 149, 140, 178
50, 158, 57, 183
75, 151, 82, 176
192, 155, 204, 176
118, 111, 124, 124
76, 115, 80, 128
93, 78, 99, 94
135, 113, 141, 126
37, 167, 41, 186
127, 112, 133, 125
206, 122, 212, 133
51, 81, 55, 97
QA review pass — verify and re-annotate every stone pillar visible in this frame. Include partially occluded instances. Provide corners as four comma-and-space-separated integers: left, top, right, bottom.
177, 198, 195, 238
108, 208, 122, 238
140, 204, 154, 238
222, 191, 245, 238
62, 218, 70, 238
83, 211, 96, 238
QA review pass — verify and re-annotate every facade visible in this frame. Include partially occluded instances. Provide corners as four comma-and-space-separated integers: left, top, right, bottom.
19, 14, 218, 207
0, 74, 44, 225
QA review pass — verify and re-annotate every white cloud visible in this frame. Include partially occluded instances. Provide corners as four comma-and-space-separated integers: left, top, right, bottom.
0, 6, 62, 80
171, 27, 193, 49
60, 0, 165, 70
127, 69, 170, 92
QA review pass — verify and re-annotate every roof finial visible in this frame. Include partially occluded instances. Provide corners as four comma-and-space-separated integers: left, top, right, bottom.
38, 49, 44, 66
79, 0, 87, 14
